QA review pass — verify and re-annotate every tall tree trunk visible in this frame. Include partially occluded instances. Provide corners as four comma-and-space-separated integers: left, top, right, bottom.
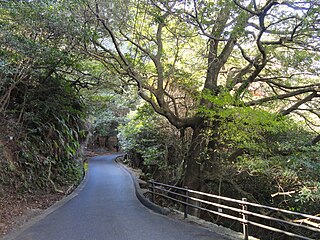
183, 124, 207, 190
183, 121, 209, 217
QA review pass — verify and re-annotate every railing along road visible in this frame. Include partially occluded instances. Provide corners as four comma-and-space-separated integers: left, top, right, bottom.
147, 180, 320, 240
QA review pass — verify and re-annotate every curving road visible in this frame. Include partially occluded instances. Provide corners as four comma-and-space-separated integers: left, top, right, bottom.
9, 154, 231, 240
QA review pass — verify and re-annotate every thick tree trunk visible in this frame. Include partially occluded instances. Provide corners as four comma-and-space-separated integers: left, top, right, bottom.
183, 124, 206, 190
183, 122, 209, 217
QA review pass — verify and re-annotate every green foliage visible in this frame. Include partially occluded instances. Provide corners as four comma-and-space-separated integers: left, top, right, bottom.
268, 142, 320, 212
1, 76, 85, 191
82, 88, 134, 140
200, 90, 290, 153
118, 105, 167, 167
1, 0, 319, 223
197, 90, 320, 213
118, 104, 184, 180
0, 0, 88, 192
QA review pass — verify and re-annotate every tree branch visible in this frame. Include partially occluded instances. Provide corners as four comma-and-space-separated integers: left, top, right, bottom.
245, 88, 317, 106
279, 92, 318, 115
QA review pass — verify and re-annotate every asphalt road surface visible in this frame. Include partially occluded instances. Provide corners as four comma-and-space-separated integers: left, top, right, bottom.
9, 154, 231, 240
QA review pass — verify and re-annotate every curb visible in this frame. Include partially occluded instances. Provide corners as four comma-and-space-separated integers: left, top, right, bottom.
4, 169, 89, 240
115, 155, 170, 216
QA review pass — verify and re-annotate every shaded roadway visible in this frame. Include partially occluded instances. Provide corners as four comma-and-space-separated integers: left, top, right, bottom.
10, 154, 231, 240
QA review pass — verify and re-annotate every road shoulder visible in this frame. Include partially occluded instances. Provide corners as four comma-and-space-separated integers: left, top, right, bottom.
3, 170, 89, 240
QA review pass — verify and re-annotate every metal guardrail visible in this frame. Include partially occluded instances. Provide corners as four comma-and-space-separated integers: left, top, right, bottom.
147, 180, 320, 240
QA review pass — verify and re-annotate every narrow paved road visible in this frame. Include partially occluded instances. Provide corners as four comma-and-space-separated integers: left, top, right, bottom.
10, 155, 231, 240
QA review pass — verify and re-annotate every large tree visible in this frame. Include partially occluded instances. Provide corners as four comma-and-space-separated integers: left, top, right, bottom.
75, 0, 320, 190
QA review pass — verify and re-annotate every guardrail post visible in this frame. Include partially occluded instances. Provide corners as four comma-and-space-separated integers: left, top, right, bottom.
151, 180, 155, 203
242, 198, 249, 240
184, 187, 189, 218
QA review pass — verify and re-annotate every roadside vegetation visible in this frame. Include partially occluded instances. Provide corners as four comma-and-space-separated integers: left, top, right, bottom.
1, 2, 85, 193
0, 0, 319, 238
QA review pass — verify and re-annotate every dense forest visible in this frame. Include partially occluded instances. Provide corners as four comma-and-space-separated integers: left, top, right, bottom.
1, 0, 319, 238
